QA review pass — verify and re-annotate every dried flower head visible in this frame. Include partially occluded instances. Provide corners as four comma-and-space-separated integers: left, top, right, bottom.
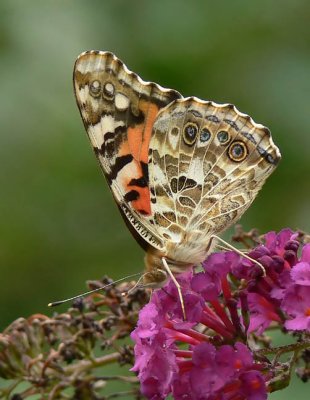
0, 278, 148, 399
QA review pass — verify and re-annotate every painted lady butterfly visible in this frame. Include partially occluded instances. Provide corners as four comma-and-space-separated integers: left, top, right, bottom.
74, 50, 281, 294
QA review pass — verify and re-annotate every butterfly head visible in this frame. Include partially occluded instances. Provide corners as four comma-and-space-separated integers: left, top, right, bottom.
143, 247, 197, 288
142, 248, 167, 288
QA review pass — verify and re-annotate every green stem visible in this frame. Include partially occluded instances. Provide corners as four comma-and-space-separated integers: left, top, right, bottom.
63, 352, 120, 377
255, 340, 310, 358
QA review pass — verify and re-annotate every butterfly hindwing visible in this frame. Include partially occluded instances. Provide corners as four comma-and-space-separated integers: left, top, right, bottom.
148, 98, 281, 263
74, 51, 182, 251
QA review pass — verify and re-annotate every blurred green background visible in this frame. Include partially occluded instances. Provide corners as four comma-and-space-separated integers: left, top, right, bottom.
0, 0, 309, 398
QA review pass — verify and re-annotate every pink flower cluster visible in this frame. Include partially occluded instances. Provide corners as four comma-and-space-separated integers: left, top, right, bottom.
131, 229, 310, 399
234, 229, 310, 333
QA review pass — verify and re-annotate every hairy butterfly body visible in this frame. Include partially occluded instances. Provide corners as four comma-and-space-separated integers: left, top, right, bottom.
74, 51, 281, 288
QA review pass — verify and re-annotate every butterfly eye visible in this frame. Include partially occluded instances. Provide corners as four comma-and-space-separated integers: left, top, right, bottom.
217, 130, 230, 145
228, 141, 248, 162
200, 128, 211, 142
183, 122, 198, 145
89, 80, 102, 97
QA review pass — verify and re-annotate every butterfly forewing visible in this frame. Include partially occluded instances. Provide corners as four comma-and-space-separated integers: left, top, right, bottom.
74, 51, 182, 251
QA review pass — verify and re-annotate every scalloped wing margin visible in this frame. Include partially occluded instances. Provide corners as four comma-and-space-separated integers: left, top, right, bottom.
148, 97, 281, 258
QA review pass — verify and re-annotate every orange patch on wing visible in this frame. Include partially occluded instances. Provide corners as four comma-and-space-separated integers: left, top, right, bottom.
127, 100, 159, 163
131, 186, 151, 215
118, 100, 159, 216
118, 141, 131, 157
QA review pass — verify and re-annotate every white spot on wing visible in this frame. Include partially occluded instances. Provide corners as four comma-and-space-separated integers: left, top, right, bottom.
115, 93, 129, 110
92, 80, 100, 89
187, 158, 204, 184
75, 56, 106, 74
104, 83, 114, 96
77, 85, 100, 113
111, 160, 140, 196
77, 86, 88, 103
88, 115, 124, 149
168, 130, 179, 151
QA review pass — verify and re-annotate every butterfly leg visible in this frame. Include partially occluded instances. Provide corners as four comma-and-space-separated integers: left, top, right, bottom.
161, 257, 186, 320
216, 244, 248, 253
209, 235, 266, 277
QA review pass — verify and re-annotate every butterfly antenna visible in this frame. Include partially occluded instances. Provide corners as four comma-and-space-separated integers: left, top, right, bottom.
48, 271, 143, 307
123, 273, 148, 296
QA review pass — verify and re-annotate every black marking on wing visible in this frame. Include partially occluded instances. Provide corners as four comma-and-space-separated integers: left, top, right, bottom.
102, 131, 114, 141
170, 178, 177, 194
100, 131, 114, 157
178, 176, 197, 191
128, 176, 148, 187
172, 111, 185, 118
170, 176, 197, 193
224, 119, 239, 131
124, 190, 139, 202
141, 161, 149, 184
206, 115, 220, 123
189, 109, 203, 118
127, 108, 145, 127
139, 87, 180, 108
179, 196, 196, 208
241, 131, 257, 145
109, 154, 133, 181
257, 146, 277, 165
97, 125, 127, 157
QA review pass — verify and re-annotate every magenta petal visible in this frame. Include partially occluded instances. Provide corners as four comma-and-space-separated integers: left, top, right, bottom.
301, 244, 310, 263
192, 342, 216, 368
171, 373, 192, 400
291, 262, 310, 286
234, 342, 254, 368
281, 286, 310, 332
285, 315, 310, 331
191, 271, 221, 301
265, 228, 295, 255
247, 293, 281, 334
238, 370, 267, 400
